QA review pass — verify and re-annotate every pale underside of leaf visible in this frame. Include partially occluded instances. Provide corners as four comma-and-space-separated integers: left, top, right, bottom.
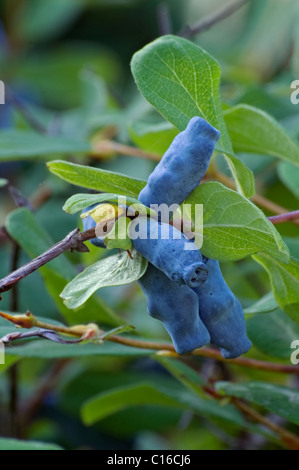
61, 249, 148, 309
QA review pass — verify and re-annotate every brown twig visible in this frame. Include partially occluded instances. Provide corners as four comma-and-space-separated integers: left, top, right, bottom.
107, 334, 299, 376
5, 308, 297, 448
29, 184, 52, 210
8, 242, 21, 438
2, 313, 299, 449
178, 0, 251, 38
2, 311, 299, 449
232, 398, 299, 450
0, 228, 91, 296
1, 189, 299, 297
268, 210, 299, 225
204, 385, 299, 450
3, 311, 299, 377
91, 140, 160, 162
0, 213, 123, 296
157, 3, 172, 35
0, 227, 9, 244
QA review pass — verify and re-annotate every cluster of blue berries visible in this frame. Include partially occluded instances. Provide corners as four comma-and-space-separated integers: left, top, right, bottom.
82, 117, 252, 358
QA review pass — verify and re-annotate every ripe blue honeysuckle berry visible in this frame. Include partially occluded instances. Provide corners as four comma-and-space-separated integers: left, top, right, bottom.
138, 263, 210, 355
192, 258, 252, 359
82, 204, 106, 248
130, 217, 208, 288
138, 116, 220, 208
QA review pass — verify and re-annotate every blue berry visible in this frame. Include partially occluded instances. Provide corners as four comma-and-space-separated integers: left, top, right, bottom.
138, 262, 210, 355
192, 258, 252, 359
139, 116, 220, 208
130, 217, 208, 288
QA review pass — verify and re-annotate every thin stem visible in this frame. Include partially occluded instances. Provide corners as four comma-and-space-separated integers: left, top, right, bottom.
2, 314, 299, 450
157, 3, 172, 35
268, 210, 299, 225
3, 312, 299, 377
6, 308, 297, 450
204, 384, 299, 450
178, 0, 251, 38
29, 184, 52, 210
91, 140, 160, 162
107, 334, 299, 376
1, 187, 299, 296
232, 398, 299, 450
0, 228, 91, 296
8, 242, 21, 438
10, 244, 20, 312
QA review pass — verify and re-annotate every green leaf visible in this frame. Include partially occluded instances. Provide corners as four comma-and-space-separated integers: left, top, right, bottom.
63, 192, 155, 218
0, 437, 62, 451
81, 381, 246, 428
60, 249, 148, 309
131, 35, 254, 199
224, 105, 299, 166
277, 162, 299, 199
128, 120, 179, 156
0, 130, 90, 162
284, 236, 299, 261
0, 354, 19, 375
247, 310, 299, 359
244, 292, 279, 315
48, 160, 146, 197
216, 381, 299, 426
155, 356, 205, 397
131, 35, 232, 154
81, 382, 184, 425
5, 208, 75, 279
186, 182, 289, 262
153, 357, 276, 440
222, 152, 255, 198
5, 208, 122, 326
253, 253, 299, 324
5, 340, 155, 359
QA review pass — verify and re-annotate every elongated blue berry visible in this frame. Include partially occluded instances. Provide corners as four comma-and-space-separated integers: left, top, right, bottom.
130, 217, 208, 288
139, 263, 210, 354
138, 116, 220, 208
192, 258, 252, 359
